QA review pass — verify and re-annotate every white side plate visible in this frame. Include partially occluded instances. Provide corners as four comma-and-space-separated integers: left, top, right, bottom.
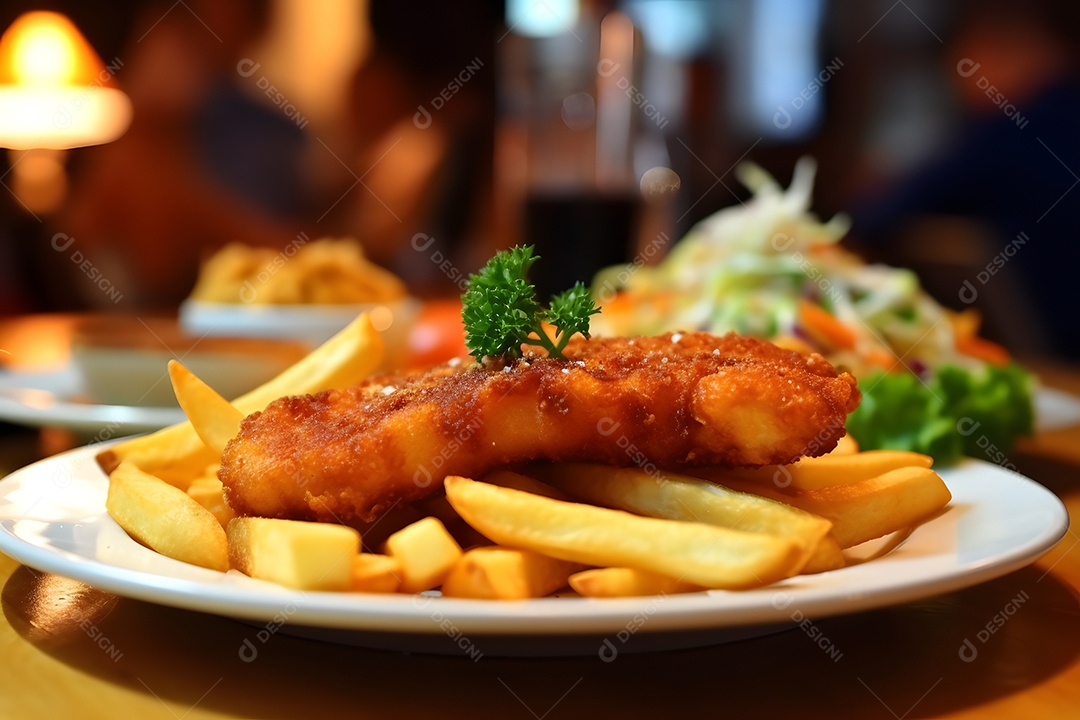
0, 367, 184, 436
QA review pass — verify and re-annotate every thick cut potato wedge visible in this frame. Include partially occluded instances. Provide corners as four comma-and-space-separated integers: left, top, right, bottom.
703, 466, 952, 549
106, 462, 229, 571
444, 476, 802, 589
481, 470, 573, 501
730, 450, 934, 491
227, 517, 359, 591
799, 535, 846, 573
96, 313, 383, 483
830, 434, 859, 455
168, 360, 244, 455
536, 463, 831, 573
384, 517, 463, 593
441, 546, 582, 600
569, 567, 703, 598
185, 474, 236, 527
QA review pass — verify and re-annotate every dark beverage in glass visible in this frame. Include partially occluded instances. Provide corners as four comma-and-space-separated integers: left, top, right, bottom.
523, 190, 639, 298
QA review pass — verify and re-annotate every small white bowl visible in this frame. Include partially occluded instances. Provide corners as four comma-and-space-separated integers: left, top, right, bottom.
178, 297, 421, 370
70, 317, 308, 407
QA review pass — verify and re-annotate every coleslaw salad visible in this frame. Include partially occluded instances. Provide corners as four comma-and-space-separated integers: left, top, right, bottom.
592, 157, 1034, 463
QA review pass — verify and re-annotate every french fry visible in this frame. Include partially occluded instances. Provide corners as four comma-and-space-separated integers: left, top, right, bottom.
536, 463, 832, 572
96, 313, 384, 483
106, 462, 229, 571
729, 450, 934, 491
802, 467, 951, 547
190, 239, 407, 305
830, 434, 859, 455
790, 450, 933, 490
384, 517, 463, 593
799, 535, 846, 574
481, 470, 573, 501
441, 546, 582, 599
444, 476, 803, 589
168, 360, 243, 455
350, 554, 402, 593
569, 567, 703, 598
227, 517, 359, 591
185, 474, 237, 527
704, 466, 952, 548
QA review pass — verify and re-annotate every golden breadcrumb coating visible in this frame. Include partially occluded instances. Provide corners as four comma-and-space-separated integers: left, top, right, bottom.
219, 333, 859, 524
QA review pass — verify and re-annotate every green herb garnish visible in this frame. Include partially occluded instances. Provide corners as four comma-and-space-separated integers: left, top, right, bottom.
462, 245, 600, 360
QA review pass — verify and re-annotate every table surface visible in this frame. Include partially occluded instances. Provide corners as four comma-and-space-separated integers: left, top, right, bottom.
1, 314, 1078, 720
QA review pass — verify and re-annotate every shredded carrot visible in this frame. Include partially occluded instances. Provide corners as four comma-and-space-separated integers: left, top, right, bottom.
799, 300, 856, 350
600, 291, 634, 314
948, 309, 982, 340
863, 346, 902, 373
942, 308, 1010, 364
956, 335, 1011, 366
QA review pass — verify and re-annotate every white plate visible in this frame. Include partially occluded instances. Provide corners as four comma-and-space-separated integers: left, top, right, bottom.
0, 366, 184, 436
0, 444, 1068, 656
1034, 385, 1080, 432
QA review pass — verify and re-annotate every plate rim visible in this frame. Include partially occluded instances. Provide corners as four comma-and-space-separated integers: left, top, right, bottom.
0, 366, 184, 433
0, 443, 1070, 639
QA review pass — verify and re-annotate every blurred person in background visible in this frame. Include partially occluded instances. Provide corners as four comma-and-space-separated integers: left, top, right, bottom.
849, 0, 1080, 360
315, 0, 499, 296
54, 0, 307, 310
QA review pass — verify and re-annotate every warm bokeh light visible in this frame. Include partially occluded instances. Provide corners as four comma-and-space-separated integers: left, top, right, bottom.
0, 11, 132, 149
0, 11, 101, 87
9, 147, 68, 213
251, 0, 367, 129
9, 14, 79, 85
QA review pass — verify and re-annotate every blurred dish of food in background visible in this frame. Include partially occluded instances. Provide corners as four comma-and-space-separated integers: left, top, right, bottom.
180, 238, 419, 369
592, 157, 1034, 464
70, 316, 307, 408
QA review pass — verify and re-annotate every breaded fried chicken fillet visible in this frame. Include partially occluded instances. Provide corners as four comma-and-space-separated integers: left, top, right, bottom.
219, 333, 860, 524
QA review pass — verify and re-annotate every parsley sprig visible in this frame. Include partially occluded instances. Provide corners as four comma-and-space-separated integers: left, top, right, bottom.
462, 245, 600, 360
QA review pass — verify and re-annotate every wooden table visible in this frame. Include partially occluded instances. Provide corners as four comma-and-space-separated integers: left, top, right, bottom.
1, 316, 1078, 719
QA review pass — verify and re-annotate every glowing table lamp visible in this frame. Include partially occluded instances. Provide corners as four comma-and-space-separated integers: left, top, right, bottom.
0, 11, 132, 150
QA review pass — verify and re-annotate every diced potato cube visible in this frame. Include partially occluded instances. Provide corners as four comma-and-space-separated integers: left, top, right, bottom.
568, 567, 702, 598
442, 546, 580, 599
383, 517, 462, 593
350, 554, 402, 593
227, 517, 359, 591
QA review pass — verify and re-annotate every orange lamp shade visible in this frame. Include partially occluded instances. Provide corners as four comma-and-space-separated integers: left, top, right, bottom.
0, 11, 132, 149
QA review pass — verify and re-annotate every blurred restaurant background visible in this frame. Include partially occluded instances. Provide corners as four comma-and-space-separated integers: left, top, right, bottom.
0, 0, 1077, 359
